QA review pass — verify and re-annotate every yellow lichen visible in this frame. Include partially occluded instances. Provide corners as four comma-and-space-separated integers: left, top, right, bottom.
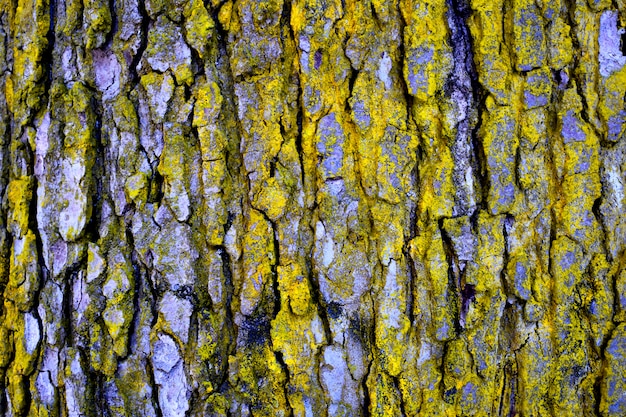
7, 176, 33, 237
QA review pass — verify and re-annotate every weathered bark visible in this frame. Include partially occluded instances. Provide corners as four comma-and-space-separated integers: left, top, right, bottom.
0, 0, 626, 415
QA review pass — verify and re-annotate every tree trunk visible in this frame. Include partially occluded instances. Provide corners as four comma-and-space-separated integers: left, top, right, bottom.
1, 0, 625, 415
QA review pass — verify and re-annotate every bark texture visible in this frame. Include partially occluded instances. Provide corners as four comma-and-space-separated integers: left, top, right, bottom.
1, 0, 626, 415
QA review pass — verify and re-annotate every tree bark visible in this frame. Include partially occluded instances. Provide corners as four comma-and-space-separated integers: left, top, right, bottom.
0, 0, 626, 415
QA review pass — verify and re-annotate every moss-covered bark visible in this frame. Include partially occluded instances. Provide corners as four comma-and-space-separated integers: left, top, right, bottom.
0, 0, 626, 415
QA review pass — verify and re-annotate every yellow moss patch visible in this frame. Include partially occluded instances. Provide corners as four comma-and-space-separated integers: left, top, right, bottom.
7, 231, 39, 311
184, 0, 214, 58
7, 176, 33, 237
240, 210, 275, 315
254, 178, 289, 221
125, 172, 149, 207
193, 80, 223, 128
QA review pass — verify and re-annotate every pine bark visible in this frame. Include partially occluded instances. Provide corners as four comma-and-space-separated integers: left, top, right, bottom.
1, 0, 626, 415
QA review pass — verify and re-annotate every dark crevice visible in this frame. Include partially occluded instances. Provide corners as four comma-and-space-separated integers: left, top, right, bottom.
405, 153, 419, 325
183, 19, 206, 79
370, 2, 378, 23
146, 360, 164, 417
349, 289, 375, 416
593, 369, 604, 417
61, 264, 82, 348
440, 341, 451, 401
612, 251, 624, 322
501, 214, 514, 298
84, 100, 105, 243
210, 8, 249, 408
552, 68, 570, 90
279, 0, 292, 47
102, 0, 118, 48
439, 219, 461, 335
396, 3, 415, 130
498, 300, 519, 413
348, 68, 359, 98
469, 96, 488, 208
285, 0, 306, 189
0, 375, 7, 416
306, 257, 332, 344
87, 367, 107, 417
404, 245, 416, 327
260, 212, 281, 318
123, 226, 142, 359
189, 44, 206, 78
460, 282, 476, 326
274, 350, 294, 417
497, 360, 517, 417
211, 2, 229, 54
216, 246, 235, 382
269, 154, 278, 178
129, 0, 151, 85
215, 212, 236, 390
257, 207, 293, 415
592, 263, 619, 413
27, 155, 46, 319
392, 375, 407, 417
508, 365, 518, 417
138, 234, 163, 416
295, 90, 305, 186
362, 359, 373, 417
348, 312, 372, 356
148, 169, 165, 204
16, 374, 32, 417
513, 144, 523, 192
44, 0, 57, 93
180, 83, 190, 102
591, 197, 611, 262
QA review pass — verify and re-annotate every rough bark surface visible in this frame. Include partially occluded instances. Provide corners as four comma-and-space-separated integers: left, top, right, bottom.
1, 0, 626, 415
